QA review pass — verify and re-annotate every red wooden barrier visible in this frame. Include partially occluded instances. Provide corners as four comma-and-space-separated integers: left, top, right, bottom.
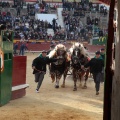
11, 56, 29, 100
84, 44, 105, 53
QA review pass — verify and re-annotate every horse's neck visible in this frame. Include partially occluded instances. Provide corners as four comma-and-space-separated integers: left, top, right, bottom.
81, 56, 88, 65
52, 54, 65, 60
57, 51, 66, 58
72, 53, 80, 58
53, 53, 57, 58
51, 51, 58, 58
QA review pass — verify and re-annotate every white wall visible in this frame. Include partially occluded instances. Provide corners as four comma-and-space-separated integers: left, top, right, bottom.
35, 14, 58, 24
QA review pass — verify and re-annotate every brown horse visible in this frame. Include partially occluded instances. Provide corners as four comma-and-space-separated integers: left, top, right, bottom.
48, 44, 71, 88
70, 42, 90, 91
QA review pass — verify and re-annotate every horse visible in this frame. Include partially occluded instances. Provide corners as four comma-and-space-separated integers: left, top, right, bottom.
69, 42, 90, 91
48, 44, 71, 88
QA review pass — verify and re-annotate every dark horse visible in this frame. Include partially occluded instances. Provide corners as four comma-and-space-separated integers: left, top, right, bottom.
70, 42, 90, 91
48, 44, 70, 88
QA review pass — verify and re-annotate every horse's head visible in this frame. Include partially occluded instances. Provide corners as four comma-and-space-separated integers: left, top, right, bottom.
73, 42, 88, 56
49, 44, 66, 66
72, 47, 81, 65
73, 47, 81, 57
48, 44, 66, 58
55, 44, 66, 57
70, 42, 88, 68
72, 56, 80, 65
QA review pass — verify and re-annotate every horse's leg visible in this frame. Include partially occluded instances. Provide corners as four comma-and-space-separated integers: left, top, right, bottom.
73, 70, 77, 91
61, 61, 70, 88
78, 72, 82, 87
83, 70, 89, 89
61, 68, 68, 88
50, 65, 55, 83
48, 64, 51, 76
55, 77, 60, 88
55, 72, 62, 88
51, 72, 55, 83
73, 77, 77, 91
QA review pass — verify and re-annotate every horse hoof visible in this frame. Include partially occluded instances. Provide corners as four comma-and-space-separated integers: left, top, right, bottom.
52, 79, 55, 83
55, 85, 59, 88
73, 88, 77, 91
61, 84, 65, 88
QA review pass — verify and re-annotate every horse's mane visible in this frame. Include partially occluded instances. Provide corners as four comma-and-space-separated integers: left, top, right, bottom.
69, 42, 89, 57
48, 44, 66, 58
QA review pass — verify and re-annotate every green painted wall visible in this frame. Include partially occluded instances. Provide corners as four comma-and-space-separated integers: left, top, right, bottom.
0, 30, 13, 106
0, 59, 12, 106
92, 37, 107, 45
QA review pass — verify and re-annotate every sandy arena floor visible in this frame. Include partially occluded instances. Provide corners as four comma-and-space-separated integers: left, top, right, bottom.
0, 53, 104, 120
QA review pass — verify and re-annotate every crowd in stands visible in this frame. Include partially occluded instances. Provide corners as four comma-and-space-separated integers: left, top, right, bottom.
33, 1, 107, 41
27, 2, 49, 15
0, 1, 10, 8
61, 0, 108, 41
0, 0, 108, 42
62, 0, 107, 16
0, 1, 56, 41
14, 18, 53, 41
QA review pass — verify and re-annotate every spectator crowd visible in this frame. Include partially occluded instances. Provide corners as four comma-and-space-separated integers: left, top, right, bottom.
0, 0, 108, 42
61, 0, 108, 41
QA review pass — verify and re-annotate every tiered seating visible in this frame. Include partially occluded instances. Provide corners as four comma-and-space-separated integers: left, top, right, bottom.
14, 40, 105, 53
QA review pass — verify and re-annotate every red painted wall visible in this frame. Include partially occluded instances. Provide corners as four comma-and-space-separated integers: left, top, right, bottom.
12, 56, 27, 100
12, 56, 27, 86
84, 44, 105, 53
99, 0, 110, 5
11, 89, 26, 100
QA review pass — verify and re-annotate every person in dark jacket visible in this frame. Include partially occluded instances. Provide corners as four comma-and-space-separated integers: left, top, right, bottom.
82, 51, 104, 95
32, 50, 58, 93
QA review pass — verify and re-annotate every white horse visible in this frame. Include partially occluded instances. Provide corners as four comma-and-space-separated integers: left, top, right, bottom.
48, 44, 71, 88
69, 42, 90, 90
69, 42, 89, 57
